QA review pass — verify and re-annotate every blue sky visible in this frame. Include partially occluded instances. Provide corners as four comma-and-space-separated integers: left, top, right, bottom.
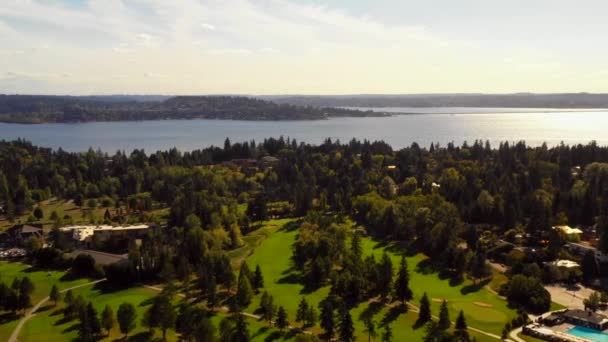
1, 0, 607, 94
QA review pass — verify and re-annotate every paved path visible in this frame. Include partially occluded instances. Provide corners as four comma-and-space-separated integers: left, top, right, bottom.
8, 279, 106, 342
509, 326, 526, 342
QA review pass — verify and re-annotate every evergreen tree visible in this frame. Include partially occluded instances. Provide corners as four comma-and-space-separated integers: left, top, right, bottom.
207, 276, 218, 308
117, 302, 137, 337
338, 306, 355, 342
148, 295, 176, 340
296, 297, 309, 326
306, 306, 317, 327
423, 321, 442, 342
49, 284, 61, 306
454, 310, 470, 342
438, 300, 450, 330
319, 298, 335, 339
381, 324, 393, 342
276, 306, 288, 331
87, 302, 102, 335
78, 304, 94, 342
235, 274, 254, 309
101, 305, 114, 336
259, 291, 276, 325
64, 289, 74, 304
239, 262, 252, 283
363, 316, 377, 342
378, 252, 393, 299
233, 313, 250, 342
418, 292, 431, 324
394, 256, 413, 304
351, 232, 362, 262
252, 265, 264, 292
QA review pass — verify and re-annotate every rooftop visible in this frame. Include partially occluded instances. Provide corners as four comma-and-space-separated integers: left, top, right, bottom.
546, 259, 580, 268
59, 224, 150, 232
554, 225, 584, 235
563, 309, 608, 325
70, 249, 127, 266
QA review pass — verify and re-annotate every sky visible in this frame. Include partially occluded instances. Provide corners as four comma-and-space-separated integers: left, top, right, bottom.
1, 0, 608, 95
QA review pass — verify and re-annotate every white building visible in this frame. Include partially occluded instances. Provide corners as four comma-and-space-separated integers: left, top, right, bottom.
60, 224, 152, 244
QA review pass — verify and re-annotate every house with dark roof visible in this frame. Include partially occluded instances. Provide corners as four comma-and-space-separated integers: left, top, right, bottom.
562, 309, 608, 331
0, 224, 43, 245
70, 249, 127, 266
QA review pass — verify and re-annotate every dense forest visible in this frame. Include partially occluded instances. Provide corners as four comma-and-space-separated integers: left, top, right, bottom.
266, 93, 608, 108
0, 95, 380, 124
3, 137, 608, 340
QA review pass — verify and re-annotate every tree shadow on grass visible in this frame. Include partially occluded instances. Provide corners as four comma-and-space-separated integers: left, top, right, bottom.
415, 258, 436, 275
264, 331, 283, 341
50, 307, 64, 317
61, 322, 80, 334
359, 301, 385, 322
111, 331, 159, 342
277, 272, 300, 284
381, 304, 407, 327
54, 315, 75, 326
300, 281, 323, 295
278, 220, 301, 233
449, 276, 465, 287
413, 318, 428, 330
138, 296, 155, 307
93, 281, 127, 294
460, 278, 491, 295
253, 326, 270, 339
35, 303, 54, 313
0, 311, 19, 324
438, 269, 452, 281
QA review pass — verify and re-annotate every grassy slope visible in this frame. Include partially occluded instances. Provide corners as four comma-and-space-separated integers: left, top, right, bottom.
20, 284, 176, 342
242, 220, 513, 341
0, 262, 91, 341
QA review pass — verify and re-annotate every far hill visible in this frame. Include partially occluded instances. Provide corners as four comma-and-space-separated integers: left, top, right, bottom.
263, 93, 608, 108
0, 95, 379, 124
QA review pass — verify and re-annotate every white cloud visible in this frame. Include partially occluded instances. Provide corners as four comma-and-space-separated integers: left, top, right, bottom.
0, 0, 606, 94
201, 23, 215, 31
208, 48, 253, 55
144, 72, 166, 78
259, 47, 279, 54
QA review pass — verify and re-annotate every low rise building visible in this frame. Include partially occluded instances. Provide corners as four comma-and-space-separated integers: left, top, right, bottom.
0, 224, 43, 246
60, 224, 153, 247
568, 242, 608, 263
554, 225, 584, 236
562, 309, 608, 331
545, 259, 581, 269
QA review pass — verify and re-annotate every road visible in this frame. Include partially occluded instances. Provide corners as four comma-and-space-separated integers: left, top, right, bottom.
509, 326, 526, 342
8, 279, 106, 342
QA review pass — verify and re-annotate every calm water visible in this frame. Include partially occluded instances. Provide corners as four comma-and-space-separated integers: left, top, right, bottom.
568, 326, 608, 342
0, 110, 607, 152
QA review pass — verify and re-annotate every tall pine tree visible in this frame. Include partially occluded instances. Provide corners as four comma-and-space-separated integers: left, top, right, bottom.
394, 256, 413, 305
418, 292, 431, 325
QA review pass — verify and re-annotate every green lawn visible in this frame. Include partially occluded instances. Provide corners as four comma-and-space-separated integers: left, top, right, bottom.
242, 220, 516, 341
0, 261, 91, 341
20, 284, 176, 342
359, 238, 516, 336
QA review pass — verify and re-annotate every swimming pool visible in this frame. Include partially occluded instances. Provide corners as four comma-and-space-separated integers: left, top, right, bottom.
568, 326, 608, 342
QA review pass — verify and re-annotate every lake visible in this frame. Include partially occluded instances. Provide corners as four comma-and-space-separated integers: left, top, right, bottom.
1, 109, 607, 152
